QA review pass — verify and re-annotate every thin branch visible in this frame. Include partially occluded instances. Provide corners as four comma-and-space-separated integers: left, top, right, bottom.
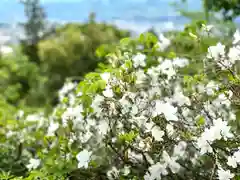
210, 153, 217, 180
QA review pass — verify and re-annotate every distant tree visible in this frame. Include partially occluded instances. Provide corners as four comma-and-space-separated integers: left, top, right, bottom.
88, 12, 97, 24
19, 0, 46, 65
177, 0, 240, 22
206, 0, 240, 21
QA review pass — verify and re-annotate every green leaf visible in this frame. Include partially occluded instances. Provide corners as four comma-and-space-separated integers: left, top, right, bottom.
97, 80, 107, 90
189, 32, 198, 39
119, 131, 138, 143
197, 116, 205, 126
167, 52, 177, 59
120, 37, 131, 46
138, 33, 145, 43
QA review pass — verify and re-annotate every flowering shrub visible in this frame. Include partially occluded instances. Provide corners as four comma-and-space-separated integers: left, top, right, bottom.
2, 26, 240, 180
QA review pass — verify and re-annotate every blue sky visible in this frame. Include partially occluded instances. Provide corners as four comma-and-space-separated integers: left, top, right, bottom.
0, 0, 201, 24
0, 0, 203, 34
30, 0, 197, 3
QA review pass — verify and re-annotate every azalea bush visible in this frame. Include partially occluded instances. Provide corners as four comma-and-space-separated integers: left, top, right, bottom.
1, 25, 240, 180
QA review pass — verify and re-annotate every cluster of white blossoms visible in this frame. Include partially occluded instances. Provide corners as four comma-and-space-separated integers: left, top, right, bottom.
197, 118, 233, 155
26, 158, 41, 170
207, 30, 240, 70
11, 30, 240, 179
58, 81, 77, 104
156, 34, 171, 51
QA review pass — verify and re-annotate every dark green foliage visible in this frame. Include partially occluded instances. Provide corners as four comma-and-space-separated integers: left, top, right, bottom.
179, 0, 240, 21
206, 0, 240, 21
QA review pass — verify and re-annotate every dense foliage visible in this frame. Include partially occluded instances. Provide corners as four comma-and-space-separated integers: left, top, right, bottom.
206, 0, 240, 21
1, 22, 240, 180
180, 0, 240, 21
2, 0, 240, 179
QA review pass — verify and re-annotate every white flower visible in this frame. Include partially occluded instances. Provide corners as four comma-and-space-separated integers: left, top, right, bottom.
207, 43, 225, 60
68, 93, 76, 106
17, 110, 24, 118
139, 141, 146, 149
59, 82, 77, 100
233, 150, 240, 163
98, 120, 109, 135
173, 141, 187, 157
132, 53, 146, 68
128, 149, 143, 162
166, 123, 174, 137
103, 86, 114, 98
228, 45, 240, 63
202, 24, 214, 32
208, 126, 222, 141
62, 105, 83, 127
47, 121, 59, 136
155, 101, 178, 121
229, 111, 236, 121
172, 57, 189, 68
91, 95, 104, 113
77, 92, 83, 97
219, 59, 233, 70
197, 84, 205, 93
119, 97, 131, 113
107, 166, 119, 180
157, 34, 171, 51
26, 114, 41, 122
171, 88, 191, 106
131, 105, 138, 116
101, 72, 111, 84
122, 165, 130, 176
76, 150, 92, 169
217, 168, 234, 180
145, 122, 155, 132
135, 69, 148, 85
158, 59, 176, 78
151, 126, 165, 141
227, 156, 237, 168
213, 118, 233, 140
26, 158, 41, 170
233, 30, 240, 44
213, 93, 231, 108
144, 162, 168, 180
197, 118, 232, 155
147, 67, 160, 84
162, 151, 181, 173
196, 132, 213, 155
206, 81, 219, 96
80, 131, 92, 143
6, 131, 15, 138
143, 173, 152, 180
